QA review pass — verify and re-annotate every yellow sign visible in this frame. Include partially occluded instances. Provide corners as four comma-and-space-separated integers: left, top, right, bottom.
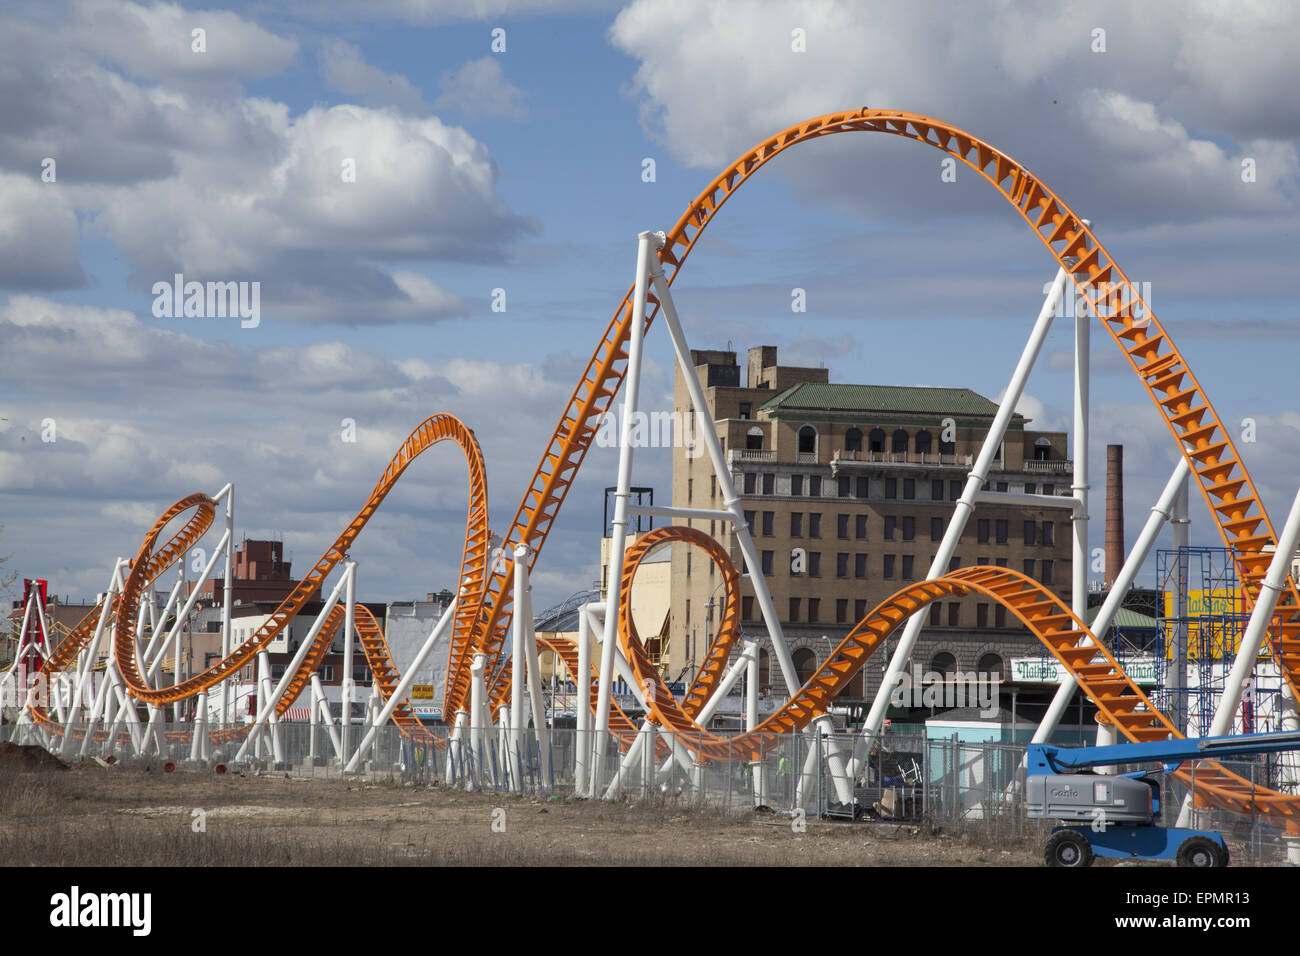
410, 684, 434, 700
1162, 589, 1253, 660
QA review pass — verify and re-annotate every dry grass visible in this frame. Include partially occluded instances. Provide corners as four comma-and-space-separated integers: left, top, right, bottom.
0, 764, 1050, 867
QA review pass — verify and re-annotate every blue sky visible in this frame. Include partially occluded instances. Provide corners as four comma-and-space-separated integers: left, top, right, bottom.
2, 0, 1299, 611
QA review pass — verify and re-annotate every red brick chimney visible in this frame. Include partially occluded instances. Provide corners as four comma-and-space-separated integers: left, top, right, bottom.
1105, 444, 1124, 587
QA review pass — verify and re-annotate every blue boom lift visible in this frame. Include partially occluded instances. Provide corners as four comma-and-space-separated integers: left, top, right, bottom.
1026, 729, 1300, 867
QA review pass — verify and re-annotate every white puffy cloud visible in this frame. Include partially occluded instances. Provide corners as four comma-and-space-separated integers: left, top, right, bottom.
70, 0, 299, 84
609, 0, 1300, 225
0, 174, 87, 290
0, 296, 607, 605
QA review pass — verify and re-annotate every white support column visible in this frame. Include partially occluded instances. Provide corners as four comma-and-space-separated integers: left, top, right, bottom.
345, 597, 456, 773
1208, 487, 1300, 737
467, 652, 487, 790
1071, 261, 1091, 652
1033, 458, 1191, 742
575, 605, 592, 796
853, 267, 1072, 770
340, 560, 358, 769
509, 545, 529, 791
311, 674, 342, 760
594, 231, 656, 793
649, 263, 801, 698
189, 692, 208, 763
220, 485, 235, 734
235, 574, 347, 764
517, 557, 551, 785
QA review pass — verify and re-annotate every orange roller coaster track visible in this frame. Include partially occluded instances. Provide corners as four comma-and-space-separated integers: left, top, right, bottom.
29, 110, 1300, 819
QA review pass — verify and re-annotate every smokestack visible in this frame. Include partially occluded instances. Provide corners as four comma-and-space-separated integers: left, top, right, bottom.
1105, 444, 1124, 588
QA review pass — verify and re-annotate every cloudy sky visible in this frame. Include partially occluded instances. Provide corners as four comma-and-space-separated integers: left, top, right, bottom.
1, 0, 1298, 612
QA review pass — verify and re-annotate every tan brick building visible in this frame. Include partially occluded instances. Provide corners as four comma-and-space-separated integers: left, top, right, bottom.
671, 346, 1075, 704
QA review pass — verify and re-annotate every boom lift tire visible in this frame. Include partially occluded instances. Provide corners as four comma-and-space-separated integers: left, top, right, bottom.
1044, 829, 1094, 868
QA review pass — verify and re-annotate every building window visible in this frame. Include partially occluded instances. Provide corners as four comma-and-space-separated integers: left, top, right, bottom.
744, 510, 756, 535
1042, 483, 1054, 496
746, 426, 764, 450
869, 428, 885, 453
837, 514, 850, 538
1024, 482, 1036, 495
743, 472, 756, 494
996, 557, 1008, 568
845, 428, 863, 452
947, 604, 960, 627
996, 519, 1008, 544
762, 511, 774, 536
686, 599, 691, 625
931, 479, 944, 501
687, 478, 692, 503
977, 555, 988, 566
855, 514, 868, 539
932, 650, 957, 674
996, 481, 1008, 492
977, 518, 990, 544
948, 555, 961, 572
742, 596, 755, 620
902, 555, 915, 579
791, 474, 804, 496
354, 666, 370, 683
976, 603, 989, 628
930, 517, 944, 541
884, 516, 896, 540
891, 429, 908, 454
949, 480, 962, 501
995, 605, 1007, 628
790, 512, 803, 537
793, 648, 817, 685
798, 425, 816, 456
855, 598, 867, 620
883, 554, 896, 579
320, 665, 334, 682
837, 553, 849, 578
761, 550, 774, 576
854, 554, 867, 578
915, 430, 932, 456
686, 550, 692, 576
739, 402, 752, 420
789, 597, 801, 622
939, 433, 955, 455
856, 476, 869, 498
838, 476, 851, 497
902, 516, 915, 541
807, 598, 820, 623
762, 473, 775, 494
903, 478, 916, 499
1034, 437, 1052, 460
836, 599, 848, 624
1040, 559, 1054, 585
885, 477, 897, 499
928, 604, 941, 626
808, 552, 821, 577
1023, 520, 1036, 546
1023, 559, 1035, 578
1042, 522, 1054, 546
271, 665, 286, 681
809, 513, 821, 538
809, 476, 822, 496
978, 653, 1004, 679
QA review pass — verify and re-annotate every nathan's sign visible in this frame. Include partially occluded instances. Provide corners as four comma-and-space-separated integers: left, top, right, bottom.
1011, 657, 1158, 685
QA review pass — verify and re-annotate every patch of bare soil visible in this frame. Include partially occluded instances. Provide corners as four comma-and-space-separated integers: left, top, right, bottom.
0, 764, 1047, 866
0, 742, 69, 773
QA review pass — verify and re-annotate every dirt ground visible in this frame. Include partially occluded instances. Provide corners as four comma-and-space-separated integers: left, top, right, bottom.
0, 748, 1050, 866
